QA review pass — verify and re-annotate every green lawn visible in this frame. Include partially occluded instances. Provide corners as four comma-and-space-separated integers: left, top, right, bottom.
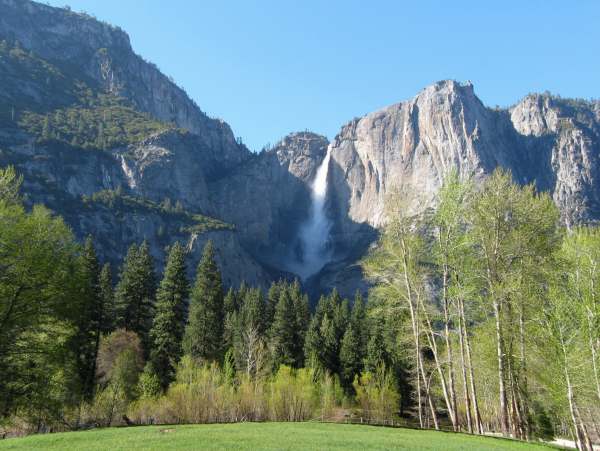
0, 422, 559, 450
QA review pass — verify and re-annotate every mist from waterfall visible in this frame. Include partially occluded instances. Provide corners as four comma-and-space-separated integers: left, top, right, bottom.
292, 147, 333, 280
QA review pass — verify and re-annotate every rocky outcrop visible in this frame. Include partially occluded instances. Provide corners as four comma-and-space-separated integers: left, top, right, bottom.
328, 81, 600, 237
510, 94, 600, 225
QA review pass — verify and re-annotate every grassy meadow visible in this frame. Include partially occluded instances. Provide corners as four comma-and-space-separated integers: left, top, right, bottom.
0, 422, 561, 451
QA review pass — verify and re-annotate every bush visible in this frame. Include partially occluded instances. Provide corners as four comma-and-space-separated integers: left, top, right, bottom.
127, 359, 345, 425
353, 364, 399, 424
96, 329, 144, 389
81, 383, 129, 427
137, 364, 162, 400
268, 366, 319, 421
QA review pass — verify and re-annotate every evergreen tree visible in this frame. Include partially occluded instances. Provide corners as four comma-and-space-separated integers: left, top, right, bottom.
115, 240, 157, 354
76, 236, 103, 399
239, 287, 266, 334
304, 295, 327, 368
340, 292, 368, 392
269, 287, 299, 369
99, 263, 115, 334
364, 320, 390, 373
291, 280, 310, 345
149, 242, 189, 389
223, 287, 240, 317
321, 290, 350, 374
265, 280, 281, 326
339, 324, 361, 392
183, 241, 224, 362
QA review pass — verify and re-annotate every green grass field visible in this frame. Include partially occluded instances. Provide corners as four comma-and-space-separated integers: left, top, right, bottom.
0, 422, 560, 451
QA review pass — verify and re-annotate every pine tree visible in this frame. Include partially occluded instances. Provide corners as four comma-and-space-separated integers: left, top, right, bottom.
339, 292, 368, 392
115, 241, 157, 354
340, 324, 361, 392
99, 263, 115, 333
269, 287, 299, 369
265, 281, 281, 326
115, 243, 138, 327
149, 242, 189, 389
224, 287, 240, 317
304, 295, 327, 368
239, 287, 266, 334
77, 236, 103, 399
183, 241, 224, 362
291, 282, 310, 364
364, 319, 393, 373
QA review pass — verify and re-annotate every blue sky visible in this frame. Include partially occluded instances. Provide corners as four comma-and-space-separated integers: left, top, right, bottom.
46, 0, 600, 151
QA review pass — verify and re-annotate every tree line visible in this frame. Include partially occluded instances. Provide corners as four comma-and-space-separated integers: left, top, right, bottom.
0, 165, 396, 435
1, 164, 599, 449
364, 170, 599, 450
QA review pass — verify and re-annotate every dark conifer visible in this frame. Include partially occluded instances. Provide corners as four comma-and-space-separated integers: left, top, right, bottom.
149, 242, 189, 388
115, 240, 157, 354
269, 287, 299, 369
77, 236, 103, 399
183, 241, 224, 362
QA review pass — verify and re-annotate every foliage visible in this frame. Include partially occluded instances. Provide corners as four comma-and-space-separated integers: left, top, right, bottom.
0, 39, 172, 146
183, 241, 224, 362
99, 263, 116, 334
18, 98, 170, 150
149, 242, 189, 389
114, 241, 157, 354
81, 189, 234, 234
75, 236, 104, 400
353, 364, 400, 423
0, 173, 82, 424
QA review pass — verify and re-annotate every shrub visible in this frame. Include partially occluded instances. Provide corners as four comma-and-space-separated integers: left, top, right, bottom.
353, 364, 399, 424
96, 329, 144, 388
268, 366, 319, 421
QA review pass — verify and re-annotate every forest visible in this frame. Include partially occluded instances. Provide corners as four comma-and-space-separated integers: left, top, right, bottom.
0, 165, 598, 451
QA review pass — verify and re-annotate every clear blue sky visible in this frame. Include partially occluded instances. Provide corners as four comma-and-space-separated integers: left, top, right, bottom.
46, 0, 600, 151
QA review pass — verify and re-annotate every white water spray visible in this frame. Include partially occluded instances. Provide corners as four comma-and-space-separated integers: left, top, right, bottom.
293, 147, 333, 280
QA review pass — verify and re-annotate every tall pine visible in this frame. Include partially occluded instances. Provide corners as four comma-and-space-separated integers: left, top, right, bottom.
115, 240, 157, 354
77, 236, 103, 399
340, 291, 368, 389
269, 287, 299, 369
183, 241, 224, 362
339, 324, 361, 391
149, 242, 189, 389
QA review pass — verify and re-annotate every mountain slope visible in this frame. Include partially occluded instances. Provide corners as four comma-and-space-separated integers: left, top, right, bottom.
0, 0, 269, 286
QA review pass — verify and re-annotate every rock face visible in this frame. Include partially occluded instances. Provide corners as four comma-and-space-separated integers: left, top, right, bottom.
328, 81, 600, 236
2, 1, 600, 298
320, 81, 600, 296
211, 132, 328, 272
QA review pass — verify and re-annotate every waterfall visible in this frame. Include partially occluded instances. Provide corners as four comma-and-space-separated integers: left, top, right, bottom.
293, 147, 333, 280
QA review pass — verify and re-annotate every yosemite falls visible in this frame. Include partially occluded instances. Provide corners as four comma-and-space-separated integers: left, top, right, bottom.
293, 147, 333, 279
